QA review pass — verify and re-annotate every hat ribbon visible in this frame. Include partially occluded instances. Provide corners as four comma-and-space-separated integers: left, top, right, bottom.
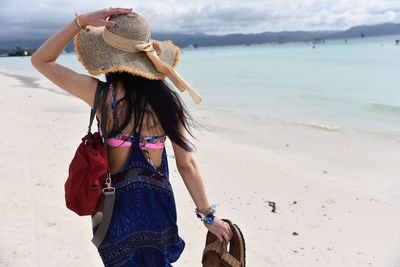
102, 28, 202, 104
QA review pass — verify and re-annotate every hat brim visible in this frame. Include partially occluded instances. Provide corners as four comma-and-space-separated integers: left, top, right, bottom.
73, 26, 180, 80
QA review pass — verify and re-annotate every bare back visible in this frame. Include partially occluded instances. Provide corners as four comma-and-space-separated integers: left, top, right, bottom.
96, 81, 165, 174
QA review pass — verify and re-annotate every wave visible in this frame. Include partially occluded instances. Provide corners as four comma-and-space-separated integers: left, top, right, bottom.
228, 113, 344, 132
295, 120, 400, 141
297, 121, 342, 131
366, 103, 400, 117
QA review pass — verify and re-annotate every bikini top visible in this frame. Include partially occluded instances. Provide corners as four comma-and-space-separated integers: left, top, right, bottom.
99, 82, 167, 168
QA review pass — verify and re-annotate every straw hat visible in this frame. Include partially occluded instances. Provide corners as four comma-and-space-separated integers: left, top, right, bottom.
73, 12, 201, 104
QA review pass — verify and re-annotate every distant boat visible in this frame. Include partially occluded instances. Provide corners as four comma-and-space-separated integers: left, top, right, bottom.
312, 39, 325, 44
187, 43, 199, 49
395, 40, 400, 45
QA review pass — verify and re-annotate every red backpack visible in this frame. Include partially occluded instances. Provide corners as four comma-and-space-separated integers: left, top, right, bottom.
65, 81, 112, 216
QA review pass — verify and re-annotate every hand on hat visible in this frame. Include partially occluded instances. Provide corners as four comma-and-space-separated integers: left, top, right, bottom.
79, 7, 133, 29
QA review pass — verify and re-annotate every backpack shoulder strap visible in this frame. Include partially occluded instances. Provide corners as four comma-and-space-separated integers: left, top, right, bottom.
87, 80, 104, 134
100, 81, 109, 153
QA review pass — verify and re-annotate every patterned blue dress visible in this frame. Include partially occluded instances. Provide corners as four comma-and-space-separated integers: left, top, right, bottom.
92, 129, 186, 266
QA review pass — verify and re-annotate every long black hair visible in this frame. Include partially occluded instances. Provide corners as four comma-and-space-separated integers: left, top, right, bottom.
105, 71, 196, 152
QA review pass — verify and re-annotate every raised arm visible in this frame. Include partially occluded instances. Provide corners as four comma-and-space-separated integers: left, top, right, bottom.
171, 126, 233, 243
30, 7, 132, 108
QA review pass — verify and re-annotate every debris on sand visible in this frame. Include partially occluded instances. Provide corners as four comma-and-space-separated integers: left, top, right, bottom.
267, 201, 276, 213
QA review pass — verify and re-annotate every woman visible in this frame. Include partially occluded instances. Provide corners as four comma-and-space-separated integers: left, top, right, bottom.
31, 7, 233, 266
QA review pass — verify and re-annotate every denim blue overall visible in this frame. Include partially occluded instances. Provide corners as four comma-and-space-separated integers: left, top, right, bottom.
92, 128, 186, 266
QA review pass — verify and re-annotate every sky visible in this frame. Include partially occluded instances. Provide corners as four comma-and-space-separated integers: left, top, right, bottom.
1, 0, 400, 40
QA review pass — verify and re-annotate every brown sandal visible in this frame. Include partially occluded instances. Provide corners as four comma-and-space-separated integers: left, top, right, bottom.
220, 219, 246, 267
202, 229, 224, 267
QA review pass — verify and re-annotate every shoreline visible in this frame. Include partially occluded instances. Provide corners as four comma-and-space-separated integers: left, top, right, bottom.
1, 71, 400, 266
194, 106, 400, 203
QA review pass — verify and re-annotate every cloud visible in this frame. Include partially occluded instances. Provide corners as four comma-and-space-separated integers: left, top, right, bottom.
0, 0, 399, 40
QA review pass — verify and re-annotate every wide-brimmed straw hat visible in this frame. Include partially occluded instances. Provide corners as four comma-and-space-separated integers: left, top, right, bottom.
73, 12, 201, 104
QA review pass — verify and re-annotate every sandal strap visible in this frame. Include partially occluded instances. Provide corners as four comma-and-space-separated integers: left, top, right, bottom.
221, 251, 242, 267
202, 239, 223, 257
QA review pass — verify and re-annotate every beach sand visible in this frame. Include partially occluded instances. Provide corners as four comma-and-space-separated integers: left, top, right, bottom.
1, 71, 400, 266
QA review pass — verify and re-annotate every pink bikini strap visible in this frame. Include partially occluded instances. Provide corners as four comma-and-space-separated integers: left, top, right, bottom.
143, 142, 165, 149
107, 138, 132, 147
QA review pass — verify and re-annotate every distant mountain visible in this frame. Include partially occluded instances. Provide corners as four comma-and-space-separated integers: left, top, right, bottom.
153, 31, 338, 47
0, 39, 49, 51
1, 23, 399, 52
327, 23, 400, 39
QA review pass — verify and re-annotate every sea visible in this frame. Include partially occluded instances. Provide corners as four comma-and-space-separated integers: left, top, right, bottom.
1, 34, 400, 140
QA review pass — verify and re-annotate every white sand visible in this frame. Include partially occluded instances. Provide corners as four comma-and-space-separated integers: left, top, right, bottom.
1, 71, 400, 266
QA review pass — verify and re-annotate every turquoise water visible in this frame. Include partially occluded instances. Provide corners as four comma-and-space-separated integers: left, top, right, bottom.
1, 35, 400, 137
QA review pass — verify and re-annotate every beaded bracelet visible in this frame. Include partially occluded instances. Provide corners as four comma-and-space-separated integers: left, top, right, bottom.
74, 13, 89, 31
195, 203, 217, 224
